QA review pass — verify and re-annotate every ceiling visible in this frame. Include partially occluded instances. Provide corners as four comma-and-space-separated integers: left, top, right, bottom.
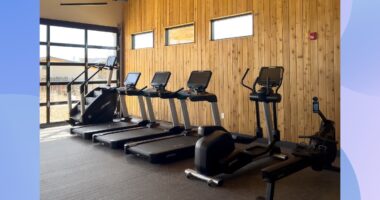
40, 0, 124, 27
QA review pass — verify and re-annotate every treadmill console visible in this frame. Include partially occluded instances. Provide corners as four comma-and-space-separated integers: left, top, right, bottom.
124, 72, 141, 89
151, 72, 171, 90
178, 71, 216, 102
187, 71, 212, 93
142, 72, 172, 97
105, 56, 118, 69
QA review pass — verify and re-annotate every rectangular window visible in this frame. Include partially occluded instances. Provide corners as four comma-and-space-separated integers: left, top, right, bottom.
165, 24, 195, 46
50, 46, 85, 63
88, 48, 117, 64
40, 25, 47, 42
50, 66, 85, 82
132, 31, 154, 49
40, 45, 47, 62
50, 26, 85, 45
211, 13, 253, 40
88, 30, 117, 47
50, 104, 69, 123
50, 85, 68, 102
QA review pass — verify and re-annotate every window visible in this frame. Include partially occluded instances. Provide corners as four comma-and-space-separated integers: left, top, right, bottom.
211, 13, 253, 40
40, 19, 119, 126
88, 30, 117, 47
50, 104, 69, 123
166, 24, 195, 45
40, 45, 47, 62
50, 26, 85, 45
88, 48, 117, 64
50, 66, 85, 82
50, 46, 85, 63
132, 31, 153, 49
40, 25, 47, 42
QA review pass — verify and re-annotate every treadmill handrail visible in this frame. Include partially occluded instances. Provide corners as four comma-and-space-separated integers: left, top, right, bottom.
174, 87, 184, 94
138, 86, 148, 92
241, 68, 254, 92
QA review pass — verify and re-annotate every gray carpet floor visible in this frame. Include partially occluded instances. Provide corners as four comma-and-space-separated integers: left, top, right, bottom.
40, 128, 340, 200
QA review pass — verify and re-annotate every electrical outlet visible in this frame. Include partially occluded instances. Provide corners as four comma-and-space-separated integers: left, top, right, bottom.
220, 113, 225, 119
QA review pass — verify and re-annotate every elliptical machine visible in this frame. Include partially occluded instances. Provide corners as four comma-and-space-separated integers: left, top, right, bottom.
185, 67, 288, 186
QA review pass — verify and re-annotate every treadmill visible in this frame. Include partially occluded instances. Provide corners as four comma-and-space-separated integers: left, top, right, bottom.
124, 71, 223, 163
70, 72, 149, 139
92, 72, 185, 149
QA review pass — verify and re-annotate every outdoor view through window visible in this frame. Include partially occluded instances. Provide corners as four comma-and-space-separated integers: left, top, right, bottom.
166, 24, 195, 45
40, 23, 118, 125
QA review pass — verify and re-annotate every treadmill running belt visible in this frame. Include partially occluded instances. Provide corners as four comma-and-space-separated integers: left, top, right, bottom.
127, 136, 198, 164
72, 121, 136, 139
95, 128, 170, 149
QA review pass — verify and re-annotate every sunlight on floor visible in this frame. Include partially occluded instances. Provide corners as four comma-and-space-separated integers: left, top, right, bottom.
40, 125, 72, 142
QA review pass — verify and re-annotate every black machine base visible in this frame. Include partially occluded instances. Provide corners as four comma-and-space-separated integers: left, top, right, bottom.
125, 135, 198, 164
93, 126, 184, 149
71, 120, 148, 140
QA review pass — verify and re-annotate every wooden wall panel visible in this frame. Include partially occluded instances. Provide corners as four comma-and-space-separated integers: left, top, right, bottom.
122, 0, 340, 143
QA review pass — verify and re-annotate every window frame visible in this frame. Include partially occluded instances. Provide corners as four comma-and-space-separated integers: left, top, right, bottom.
131, 30, 154, 50
40, 19, 120, 127
210, 12, 254, 41
165, 22, 195, 46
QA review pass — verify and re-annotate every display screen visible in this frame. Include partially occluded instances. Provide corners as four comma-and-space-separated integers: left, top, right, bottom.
106, 56, 117, 67
257, 67, 283, 87
151, 72, 171, 87
187, 71, 212, 89
124, 73, 141, 86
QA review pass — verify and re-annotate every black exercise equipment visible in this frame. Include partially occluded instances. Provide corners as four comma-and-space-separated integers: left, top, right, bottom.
259, 97, 339, 200
67, 56, 119, 126
70, 72, 150, 139
124, 71, 224, 164
184, 67, 288, 186
92, 72, 185, 149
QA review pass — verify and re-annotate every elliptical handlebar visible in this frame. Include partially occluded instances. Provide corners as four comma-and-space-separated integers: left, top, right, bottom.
241, 68, 254, 92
